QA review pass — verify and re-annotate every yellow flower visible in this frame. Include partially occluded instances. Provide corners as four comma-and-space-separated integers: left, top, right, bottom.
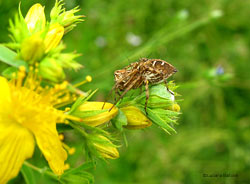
44, 23, 64, 53
121, 106, 152, 129
93, 135, 119, 159
76, 102, 118, 127
25, 3, 46, 33
0, 67, 77, 183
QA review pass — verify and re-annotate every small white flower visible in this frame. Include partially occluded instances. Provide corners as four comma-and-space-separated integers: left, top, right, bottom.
126, 32, 142, 46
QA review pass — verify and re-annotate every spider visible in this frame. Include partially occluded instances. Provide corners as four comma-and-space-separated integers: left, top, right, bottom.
106, 58, 177, 113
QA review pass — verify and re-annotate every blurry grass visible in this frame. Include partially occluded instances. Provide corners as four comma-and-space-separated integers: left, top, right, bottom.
92, 11, 221, 80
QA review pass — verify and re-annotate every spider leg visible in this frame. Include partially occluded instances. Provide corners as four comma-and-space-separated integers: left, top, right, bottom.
144, 80, 149, 114
164, 80, 174, 95
102, 84, 116, 109
114, 88, 121, 101
139, 85, 143, 95
109, 76, 141, 111
102, 70, 138, 109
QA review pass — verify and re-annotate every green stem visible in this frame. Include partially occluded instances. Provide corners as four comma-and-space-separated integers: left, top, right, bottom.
69, 121, 88, 137
23, 161, 58, 179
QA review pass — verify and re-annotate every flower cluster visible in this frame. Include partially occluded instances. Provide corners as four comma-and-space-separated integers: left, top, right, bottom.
112, 82, 181, 134
7, 1, 84, 82
0, 1, 181, 183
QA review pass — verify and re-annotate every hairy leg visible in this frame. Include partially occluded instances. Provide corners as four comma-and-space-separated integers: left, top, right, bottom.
144, 80, 149, 114
164, 80, 174, 95
109, 76, 142, 111
102, 70, 138, 109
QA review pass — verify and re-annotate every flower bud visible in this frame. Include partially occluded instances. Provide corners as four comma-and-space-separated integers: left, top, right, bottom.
50, 1, 84, 34
75, 102, 118, 127
60, 11, 85, 34
44, 23, 64, 53
136, 84, 175, 108
20, 34, 45, 63
25, 3, 46, 33
121, 106, 152, 129
39, 58, 65, 82
170, 103, 181, 112
93, 135, 119, 159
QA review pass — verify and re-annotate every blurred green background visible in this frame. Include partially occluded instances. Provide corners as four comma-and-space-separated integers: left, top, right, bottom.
1, 0, 250, 183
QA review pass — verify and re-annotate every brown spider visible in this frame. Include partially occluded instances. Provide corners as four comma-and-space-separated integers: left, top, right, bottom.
106, 58, 177, 112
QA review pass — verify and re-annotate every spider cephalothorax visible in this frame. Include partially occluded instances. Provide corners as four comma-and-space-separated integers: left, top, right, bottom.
108, 58, 177, 112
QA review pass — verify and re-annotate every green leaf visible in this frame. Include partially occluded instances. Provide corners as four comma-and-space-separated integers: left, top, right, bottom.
111, 109, 127, 131
149, 84, 173, 98
2, 66, 18, 78
0, 45, 28, 69
61, 172, 94, 184
140, 107, 177, 134
71, 109, 108, 118
61, 162, 95, 184
152, 108, 180, 122
64, 161, 96, 175
68, 89, 98, 114
21, 164, 36, 184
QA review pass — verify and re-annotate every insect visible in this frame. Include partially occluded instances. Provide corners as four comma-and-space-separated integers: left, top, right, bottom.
106, 58, 177, 112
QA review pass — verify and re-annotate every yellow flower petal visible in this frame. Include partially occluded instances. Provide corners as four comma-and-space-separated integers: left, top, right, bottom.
77, 102, 118, 126
0, 121, 34, 184
31, 122, 67, 175
0, 77, 11, 113
0, 69, 73, 180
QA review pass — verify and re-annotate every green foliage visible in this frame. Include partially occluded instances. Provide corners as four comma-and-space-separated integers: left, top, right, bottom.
111, 109, 127, 131
0, 45, 28, 70
0, 0, 250, 183
21, 164, 36, 184
60, 162, 95, 184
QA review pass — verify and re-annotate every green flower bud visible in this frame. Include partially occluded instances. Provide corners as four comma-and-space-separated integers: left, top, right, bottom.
50, 1, 84, 34
39, 58, 65, 82
93, 135, 119, 159
118, 83, 181, 134
20, 34, 45, 63
121, 106, 152, 129
137, 84, 175, 108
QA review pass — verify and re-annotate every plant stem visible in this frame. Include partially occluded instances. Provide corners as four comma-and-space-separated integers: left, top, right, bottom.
23, 161, 58, 179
